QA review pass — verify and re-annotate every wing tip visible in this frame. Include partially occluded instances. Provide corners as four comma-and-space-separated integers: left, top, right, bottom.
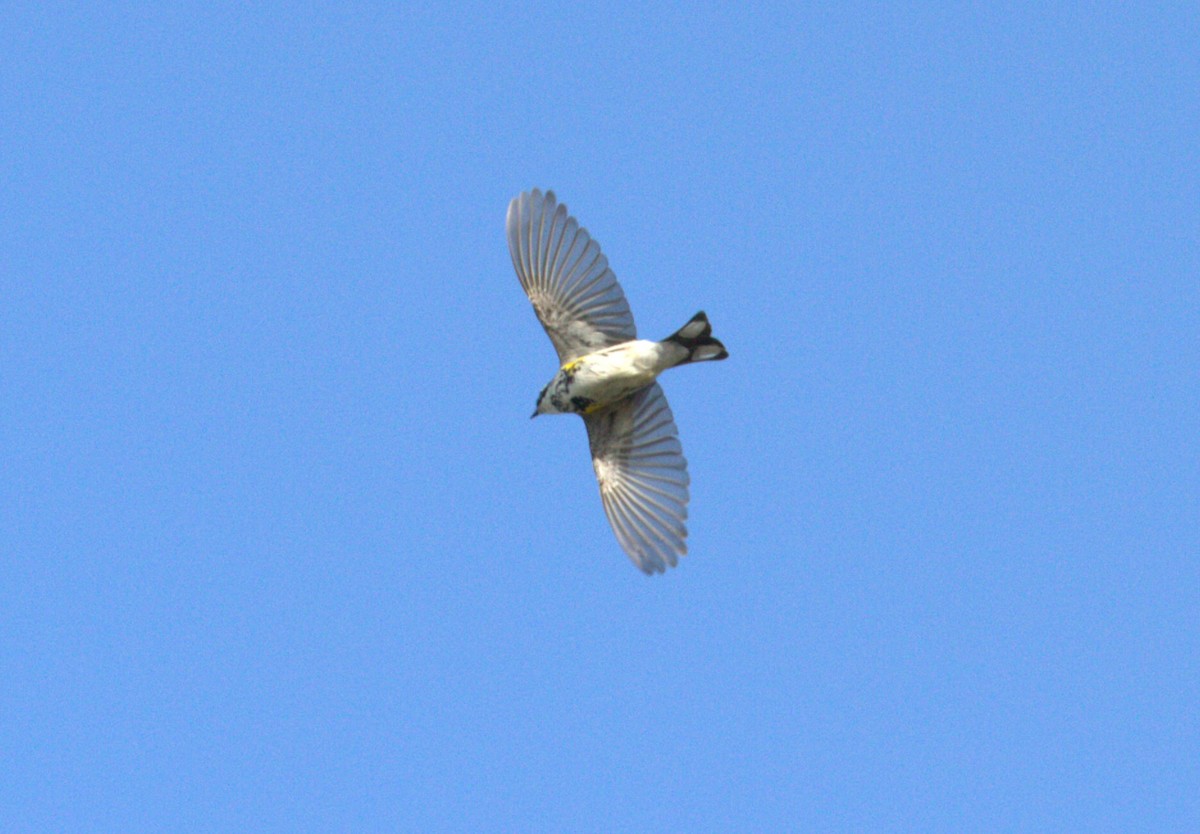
632, 543, 685, 576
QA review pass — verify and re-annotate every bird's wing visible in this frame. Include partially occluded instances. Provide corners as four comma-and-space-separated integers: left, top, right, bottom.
507, 189, 637, 364
585, 383, 689, 574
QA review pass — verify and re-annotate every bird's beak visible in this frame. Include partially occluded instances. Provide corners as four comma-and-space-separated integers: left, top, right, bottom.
530, 410, 539, 419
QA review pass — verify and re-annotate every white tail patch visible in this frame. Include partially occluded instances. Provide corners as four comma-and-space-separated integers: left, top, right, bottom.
664, 311, 727, 364
691, 344, 725, 362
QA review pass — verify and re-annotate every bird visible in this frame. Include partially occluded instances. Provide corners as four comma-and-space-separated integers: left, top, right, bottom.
506, 188, 728, 574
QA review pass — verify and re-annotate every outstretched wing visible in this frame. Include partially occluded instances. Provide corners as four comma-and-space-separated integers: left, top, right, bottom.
585, 383, 689, 574
507, 189, 637, 364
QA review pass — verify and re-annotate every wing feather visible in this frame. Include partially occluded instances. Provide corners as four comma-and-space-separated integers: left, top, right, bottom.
584, 384, 690, 574
507, 189, 637, 363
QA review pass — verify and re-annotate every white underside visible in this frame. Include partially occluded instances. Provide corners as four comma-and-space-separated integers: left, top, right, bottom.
556, 340, 684, 410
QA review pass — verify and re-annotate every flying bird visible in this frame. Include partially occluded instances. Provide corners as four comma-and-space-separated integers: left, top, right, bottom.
507, 189, 728, 574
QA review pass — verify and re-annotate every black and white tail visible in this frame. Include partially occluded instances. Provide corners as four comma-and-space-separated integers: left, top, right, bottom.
664, 311, 728, 365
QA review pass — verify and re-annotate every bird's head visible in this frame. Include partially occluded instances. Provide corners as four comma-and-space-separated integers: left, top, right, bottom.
531, 383, 553, 419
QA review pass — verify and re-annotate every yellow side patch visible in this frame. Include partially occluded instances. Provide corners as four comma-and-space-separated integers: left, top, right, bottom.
583, 400, 606, 414
561, 358, 583, 373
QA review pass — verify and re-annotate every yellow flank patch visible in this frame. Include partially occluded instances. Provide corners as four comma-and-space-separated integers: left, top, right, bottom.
561, 358, 583, 373
583, 400, 606, 414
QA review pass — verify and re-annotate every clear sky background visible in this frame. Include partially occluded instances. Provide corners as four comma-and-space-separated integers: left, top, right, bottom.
3, 4, 1197, 831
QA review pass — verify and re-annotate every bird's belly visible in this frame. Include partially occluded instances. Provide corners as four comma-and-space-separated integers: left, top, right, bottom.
553, 346, 661, 413
570, 367, 654, 407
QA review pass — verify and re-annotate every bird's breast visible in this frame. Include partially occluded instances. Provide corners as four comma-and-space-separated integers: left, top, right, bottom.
551, 342, 665, 413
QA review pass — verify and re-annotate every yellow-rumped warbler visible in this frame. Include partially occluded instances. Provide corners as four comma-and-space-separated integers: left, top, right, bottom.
507, 189, 728, 574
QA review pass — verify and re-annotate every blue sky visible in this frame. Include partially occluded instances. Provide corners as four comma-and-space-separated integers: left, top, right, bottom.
3, 3, 1197, 831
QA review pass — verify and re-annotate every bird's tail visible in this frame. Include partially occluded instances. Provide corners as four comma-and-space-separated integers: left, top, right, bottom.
664, 311, 728, 365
